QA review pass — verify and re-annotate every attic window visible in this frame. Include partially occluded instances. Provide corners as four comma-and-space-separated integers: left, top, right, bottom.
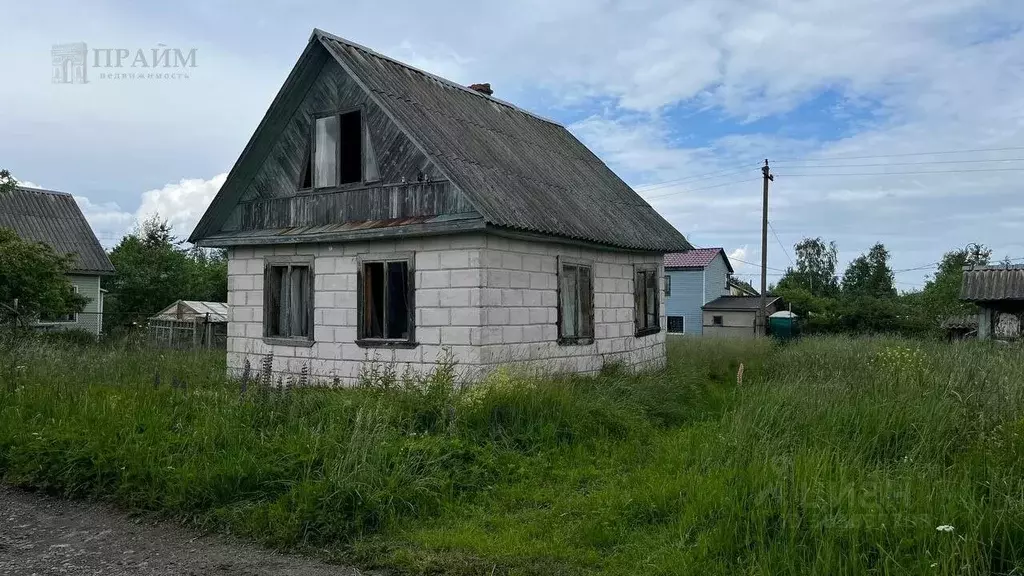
303, 110, 373, 189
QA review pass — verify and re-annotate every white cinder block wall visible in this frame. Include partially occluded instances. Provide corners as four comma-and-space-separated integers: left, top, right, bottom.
226, 233, 666, 384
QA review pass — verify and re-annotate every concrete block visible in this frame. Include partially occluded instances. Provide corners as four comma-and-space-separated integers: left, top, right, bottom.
510, 309, 531, 325
502, 252, 523, 270
323, 274, 348, 291
510, 271, 531, 289
530, 272, 551, 290
439, 288, 472, 308
440, 250, 470, 269
420, 270, 450, 289
416, 251, 441, 270
522, 289, 543, 307
486, 307, 510, 326
417, 326, 441, 345
529, 307, 548, 325
245, 259, 265, 275
450, 269, 482, 288
441, 326, 472, 345
523, 325, 544, 343
451, 307, 483, 326
479, 288, 502, 306
503, 325, 524, 343
486, 269, 510, 288
323, 308, 346, 326
419, 307, 450, 327
501, 289, 524, 307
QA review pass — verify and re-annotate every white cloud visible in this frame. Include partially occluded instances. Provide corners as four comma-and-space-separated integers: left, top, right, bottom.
136, 173, 227, 240
68, 174, 225, 248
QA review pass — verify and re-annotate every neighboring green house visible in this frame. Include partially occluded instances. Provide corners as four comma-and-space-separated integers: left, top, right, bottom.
0, 186, 115, 335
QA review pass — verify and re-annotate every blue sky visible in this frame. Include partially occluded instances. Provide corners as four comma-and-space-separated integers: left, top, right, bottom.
3, 0, 1024, 288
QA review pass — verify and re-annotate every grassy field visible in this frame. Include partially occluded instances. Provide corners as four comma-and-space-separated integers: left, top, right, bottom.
2, 336, 1024, 575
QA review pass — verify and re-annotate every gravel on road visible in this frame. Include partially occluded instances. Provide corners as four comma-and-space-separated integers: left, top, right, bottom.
0, 484, 373, 576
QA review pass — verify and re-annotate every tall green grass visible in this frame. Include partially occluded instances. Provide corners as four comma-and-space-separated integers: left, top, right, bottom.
2, 335, 1023, 575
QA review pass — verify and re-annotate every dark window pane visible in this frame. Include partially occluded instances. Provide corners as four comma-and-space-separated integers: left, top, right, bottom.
667, 316, 685, 333
267, 266, 283, 336
579, 265, 593, 337
339, 111, 362, 184
363, 262, 385, 338
646, 271, 657, 328
560, 264, 579, 337
386, 261, 410, 339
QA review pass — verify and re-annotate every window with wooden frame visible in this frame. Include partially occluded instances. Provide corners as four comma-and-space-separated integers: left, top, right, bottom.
357, 254, 416, 347
557, 258, 594, 345
299, 108, 379, 190
263, 256, 314, 345
634, 267, 661, 337
664, 274, 671, 297
712, 315, 724, 327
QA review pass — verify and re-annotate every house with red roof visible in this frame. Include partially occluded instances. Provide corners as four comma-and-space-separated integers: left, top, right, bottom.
664, 248, 733, 335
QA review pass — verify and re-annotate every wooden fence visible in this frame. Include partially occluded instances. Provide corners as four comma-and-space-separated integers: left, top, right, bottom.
148, 318, 227, 349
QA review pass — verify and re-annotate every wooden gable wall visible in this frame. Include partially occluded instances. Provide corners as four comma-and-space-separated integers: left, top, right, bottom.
220, 52, 475, 234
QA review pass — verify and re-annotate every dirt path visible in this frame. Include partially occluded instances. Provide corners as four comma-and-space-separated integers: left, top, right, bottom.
0, 485, 373, 576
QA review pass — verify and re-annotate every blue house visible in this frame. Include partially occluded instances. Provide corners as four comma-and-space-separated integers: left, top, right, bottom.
664, 248, 734, 335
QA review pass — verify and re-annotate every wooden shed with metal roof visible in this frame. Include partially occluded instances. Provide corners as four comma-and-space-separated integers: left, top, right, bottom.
960, 265, 1024, 340
190, 29, 690, 384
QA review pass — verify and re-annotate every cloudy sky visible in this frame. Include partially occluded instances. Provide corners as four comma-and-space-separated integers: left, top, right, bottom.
3, 0, 1023, 288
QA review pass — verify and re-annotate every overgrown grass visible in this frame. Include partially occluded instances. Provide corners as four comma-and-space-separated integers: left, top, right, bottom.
3, 335, 1024, 574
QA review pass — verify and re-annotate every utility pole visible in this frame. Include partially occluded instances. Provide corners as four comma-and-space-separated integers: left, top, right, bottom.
759, 159, 773, 336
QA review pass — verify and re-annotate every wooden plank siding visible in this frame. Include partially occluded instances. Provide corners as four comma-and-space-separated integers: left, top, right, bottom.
239, 55, 445, 203
229, 181, 473, 231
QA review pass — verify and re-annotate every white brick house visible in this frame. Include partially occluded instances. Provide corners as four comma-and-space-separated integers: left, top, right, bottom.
191, 30, 691, 384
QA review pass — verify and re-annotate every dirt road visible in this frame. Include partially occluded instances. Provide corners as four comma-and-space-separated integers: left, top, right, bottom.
0, 485, 371, 576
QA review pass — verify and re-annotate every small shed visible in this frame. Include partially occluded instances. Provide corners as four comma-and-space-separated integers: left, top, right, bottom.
768, 310, 799, 339
702, 296, 781, 338
960, 265, 1024, 340
149, 300, 229, 349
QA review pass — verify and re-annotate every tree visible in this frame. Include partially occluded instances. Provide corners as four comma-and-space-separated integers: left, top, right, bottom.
916, 244, 991, 327
105, 216, 228, 330
0, 228, 87, 326
0, 169, 14, 195
842, 242, 896, 298
775, 237, 840, 298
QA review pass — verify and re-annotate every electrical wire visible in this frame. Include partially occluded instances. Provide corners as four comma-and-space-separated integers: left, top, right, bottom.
772, 157, 1024, 169
644, 178, 761, 201
772, 145, 1024, 163
778, 167, 1024, 177
634, 165, 759, 191
768, 221, 794, 267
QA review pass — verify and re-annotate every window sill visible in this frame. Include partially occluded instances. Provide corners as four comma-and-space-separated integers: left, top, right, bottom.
356, 339, 419, 349
634, 327, 662, 338
558, 337, 594, 346
263, 337, 315, 348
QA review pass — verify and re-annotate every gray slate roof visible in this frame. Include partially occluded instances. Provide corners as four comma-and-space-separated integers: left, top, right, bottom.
0, 186, 115, 275
703, 295, 780, 311
192, 30, 691, 252
960, 265, 1024, 301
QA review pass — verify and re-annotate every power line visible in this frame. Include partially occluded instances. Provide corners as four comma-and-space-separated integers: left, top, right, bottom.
644, 178, 761, 201
779, 167, 1024, 177
732, 257, 788, 273
773, 145, 1024, 163
768, 221, 794, 267
634, 165, 759, 192
773, 157, 1024, 168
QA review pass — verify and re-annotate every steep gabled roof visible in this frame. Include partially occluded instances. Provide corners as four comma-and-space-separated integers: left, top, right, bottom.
0, 186, 115, 275
191, 30, 691, 253
665, 247, 733, 272
961, 265, 1024, 301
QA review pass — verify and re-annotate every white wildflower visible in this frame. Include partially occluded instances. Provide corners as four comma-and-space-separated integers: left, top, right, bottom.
931, 563, 938, 568
936, 525, 954, 533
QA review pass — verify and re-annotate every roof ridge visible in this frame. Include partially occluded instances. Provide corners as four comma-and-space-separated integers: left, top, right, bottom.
14, 185, 72, 197
311, 28, 562, 127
